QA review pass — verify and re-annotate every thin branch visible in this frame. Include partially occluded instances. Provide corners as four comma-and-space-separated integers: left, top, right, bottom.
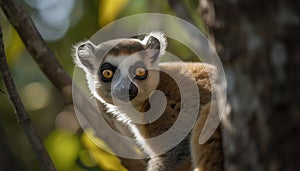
168, 0, 194, 23
168, 0, 207, 34
0, 0, 72, 95
0, 25, 57, 171
0, 0, 146, 170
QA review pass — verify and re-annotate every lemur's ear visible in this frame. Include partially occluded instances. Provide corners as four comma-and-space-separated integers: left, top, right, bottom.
73, 41, 97, 73
142, 32, 167, 62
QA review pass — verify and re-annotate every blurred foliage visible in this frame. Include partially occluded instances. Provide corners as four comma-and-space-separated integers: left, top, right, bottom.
45, 129, 126, 171
0, 0, 204, 170
98, 0, 130, 26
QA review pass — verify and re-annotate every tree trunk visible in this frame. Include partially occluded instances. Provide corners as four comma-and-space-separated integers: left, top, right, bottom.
200, 0, 300, 170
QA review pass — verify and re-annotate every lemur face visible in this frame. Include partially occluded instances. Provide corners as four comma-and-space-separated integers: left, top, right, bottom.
74, 32, 167, 105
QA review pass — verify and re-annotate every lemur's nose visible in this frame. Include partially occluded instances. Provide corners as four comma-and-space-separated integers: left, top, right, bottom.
113, 81, 138, 102
128, 83, 138, 99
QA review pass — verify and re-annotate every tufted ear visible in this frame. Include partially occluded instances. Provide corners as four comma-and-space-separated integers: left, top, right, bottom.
73, 41, 97, 73
142, 32, 167, 62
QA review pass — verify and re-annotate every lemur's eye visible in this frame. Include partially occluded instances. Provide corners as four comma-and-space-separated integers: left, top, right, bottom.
134, 66, 148, 80
129, 62, 148, 80
135, 67, 146, 77
99, 63, 116, 82
102, 69, 114, 79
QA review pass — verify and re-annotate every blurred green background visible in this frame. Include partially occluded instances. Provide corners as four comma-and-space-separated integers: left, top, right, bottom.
0, 0, 203, 170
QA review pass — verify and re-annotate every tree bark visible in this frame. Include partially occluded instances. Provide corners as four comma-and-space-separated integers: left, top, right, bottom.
0, 25, 57, 171
200, 0, 300, 170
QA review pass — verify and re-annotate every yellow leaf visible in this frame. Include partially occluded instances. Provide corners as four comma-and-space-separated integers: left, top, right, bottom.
81, 129, 128, 171
45, 130, 82, 171
98, 0, 130, 26
4, 27, 25, 65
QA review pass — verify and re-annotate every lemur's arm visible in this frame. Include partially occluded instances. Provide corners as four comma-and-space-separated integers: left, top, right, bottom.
147, 136, 192, 171
191, 101, 223, 171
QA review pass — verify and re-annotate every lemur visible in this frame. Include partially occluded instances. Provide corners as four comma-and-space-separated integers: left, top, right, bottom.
73, 32, 223, 171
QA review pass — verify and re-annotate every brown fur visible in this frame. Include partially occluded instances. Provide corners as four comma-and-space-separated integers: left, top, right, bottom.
108, 39, 145, 56
191, 102, 223, 171
137, 62, 214, 136
75, 34, 223, 170
135, 62, 223, 171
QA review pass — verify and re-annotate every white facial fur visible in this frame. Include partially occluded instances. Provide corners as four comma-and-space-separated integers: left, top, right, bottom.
98, 54, 160, 107
74, 32, 167, 108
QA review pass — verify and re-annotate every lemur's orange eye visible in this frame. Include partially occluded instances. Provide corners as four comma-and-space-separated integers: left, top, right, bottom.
135, 67, 146, 77
102, 69, 114, 79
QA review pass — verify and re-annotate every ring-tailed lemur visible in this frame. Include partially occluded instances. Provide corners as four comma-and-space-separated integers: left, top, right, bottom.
73, 32, 223, 171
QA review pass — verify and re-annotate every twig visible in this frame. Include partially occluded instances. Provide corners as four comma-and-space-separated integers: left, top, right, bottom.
168, 0, 194, 23
0, 0, 146, 170
0, 25, 57, 171
168, 0, 207, 34
0, 0, 72, 96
